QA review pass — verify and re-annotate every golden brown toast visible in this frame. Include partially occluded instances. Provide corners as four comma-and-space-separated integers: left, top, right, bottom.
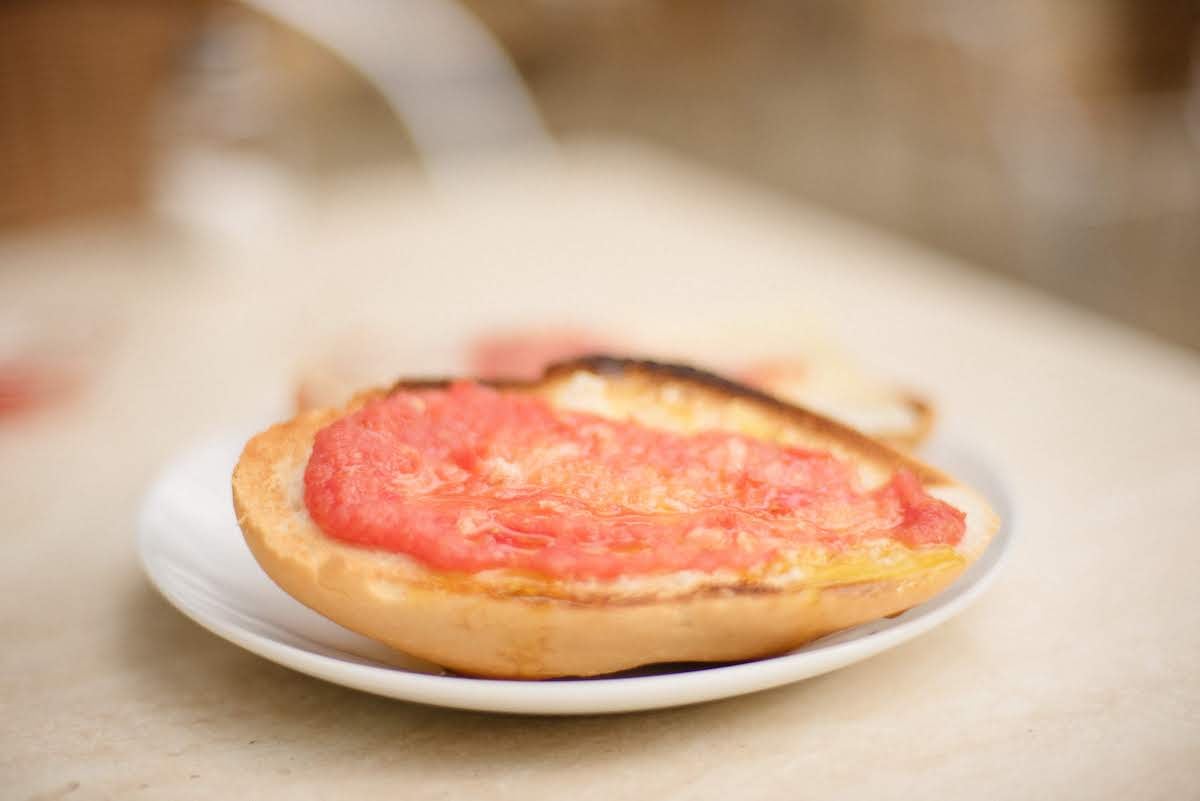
234, 357, 998, 679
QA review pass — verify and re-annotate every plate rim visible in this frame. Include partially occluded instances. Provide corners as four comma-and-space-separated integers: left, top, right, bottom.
137, 430, 1013, 715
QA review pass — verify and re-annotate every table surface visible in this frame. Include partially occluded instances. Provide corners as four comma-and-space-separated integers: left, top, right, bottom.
3, 142, 1198, 801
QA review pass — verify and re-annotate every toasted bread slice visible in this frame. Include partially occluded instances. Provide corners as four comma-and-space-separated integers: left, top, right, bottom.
235, 357, 997, 679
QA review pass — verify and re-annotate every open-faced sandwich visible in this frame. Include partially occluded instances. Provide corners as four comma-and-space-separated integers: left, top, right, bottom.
237, 357, 997, 679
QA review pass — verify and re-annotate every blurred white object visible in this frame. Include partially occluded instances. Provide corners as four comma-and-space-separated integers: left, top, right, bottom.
156, 147, 306, 247
155, 0, 554, 242
243, 0, 555, 189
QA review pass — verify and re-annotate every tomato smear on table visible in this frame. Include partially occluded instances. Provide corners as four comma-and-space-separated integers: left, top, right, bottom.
303, 382, 965, 579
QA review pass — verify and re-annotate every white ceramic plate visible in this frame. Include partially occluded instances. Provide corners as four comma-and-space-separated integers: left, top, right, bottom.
138, 428, 1012, 715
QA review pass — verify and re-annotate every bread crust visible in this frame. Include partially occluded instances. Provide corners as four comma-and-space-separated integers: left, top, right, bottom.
233, 357, 998, 679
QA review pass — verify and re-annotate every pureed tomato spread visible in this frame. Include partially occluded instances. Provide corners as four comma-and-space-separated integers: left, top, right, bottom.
304, 382, 965, 580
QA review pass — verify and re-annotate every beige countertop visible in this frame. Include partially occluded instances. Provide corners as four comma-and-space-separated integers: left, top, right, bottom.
3, 142, 1198, 800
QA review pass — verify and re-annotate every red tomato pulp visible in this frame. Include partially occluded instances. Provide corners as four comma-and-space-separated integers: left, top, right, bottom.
304, 382, 964, 579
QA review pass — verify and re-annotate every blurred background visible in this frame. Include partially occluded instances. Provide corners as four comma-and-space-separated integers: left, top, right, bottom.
2, 0, 1198, 395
